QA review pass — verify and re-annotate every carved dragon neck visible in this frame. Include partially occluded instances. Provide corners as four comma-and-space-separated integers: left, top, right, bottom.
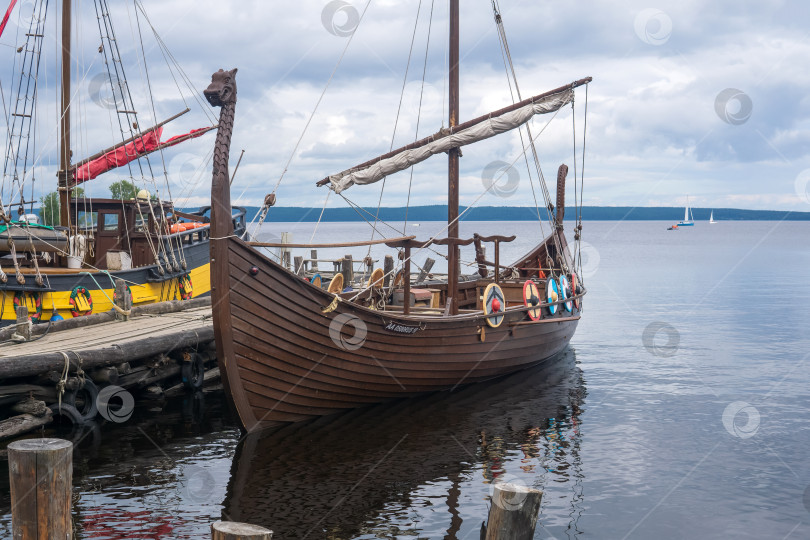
204, 68, 238, 239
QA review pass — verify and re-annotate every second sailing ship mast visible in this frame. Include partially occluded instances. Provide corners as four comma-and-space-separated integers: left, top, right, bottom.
58, 0, 72, 230
447, 0, 460, 314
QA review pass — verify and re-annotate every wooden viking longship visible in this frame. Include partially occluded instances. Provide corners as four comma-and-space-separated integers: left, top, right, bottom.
207, 2, 591, 431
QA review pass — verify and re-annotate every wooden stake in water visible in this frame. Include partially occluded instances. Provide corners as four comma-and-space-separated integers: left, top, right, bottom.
483, 483, 542, 540
211, 521, 273, 539
8, 438, 73, 539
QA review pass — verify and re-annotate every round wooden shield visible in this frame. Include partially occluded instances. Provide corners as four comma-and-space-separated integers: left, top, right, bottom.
311, 273, 322, 289
571, 272, 580, 309
367, 267, 384, 289
327, 273, 344, 294
546, 277, 559, 315
559, 275, 572, 313
522, 280, 542, 321
483, 283, 506, 328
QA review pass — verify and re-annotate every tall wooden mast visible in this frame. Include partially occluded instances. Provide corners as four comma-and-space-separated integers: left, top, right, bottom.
447, 0, 460, 314
58, 0, 72, 229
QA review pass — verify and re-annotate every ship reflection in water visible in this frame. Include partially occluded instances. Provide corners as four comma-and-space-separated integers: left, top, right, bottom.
223, 347, 586, 539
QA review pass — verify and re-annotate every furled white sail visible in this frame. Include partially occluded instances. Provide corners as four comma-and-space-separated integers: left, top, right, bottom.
327, 89, 573, 194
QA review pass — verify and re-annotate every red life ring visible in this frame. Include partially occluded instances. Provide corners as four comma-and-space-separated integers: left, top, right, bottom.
69, 286, 93, 318
13, 291, 43, 322
179, 274, 193, 300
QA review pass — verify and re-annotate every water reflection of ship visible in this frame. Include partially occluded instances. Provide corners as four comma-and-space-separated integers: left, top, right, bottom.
222, 348, 586, 539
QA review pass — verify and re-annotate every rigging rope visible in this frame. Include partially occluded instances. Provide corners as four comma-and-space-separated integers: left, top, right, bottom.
341, 106, 566, 303
246, 0, 374, 239
133, 1, 216, 125
403, 0, 437, 235
131, 1, 187, 269
492, 0, 544, 240
365, 0, 425, 273
268, 1, 372, 201
491, 0, 566, 267
576, 84, 589, 282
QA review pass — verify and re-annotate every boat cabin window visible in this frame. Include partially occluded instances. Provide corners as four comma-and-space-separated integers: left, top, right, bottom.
101, 212, 120, 231
76, 211, 97, 231
135, 214, 148, 233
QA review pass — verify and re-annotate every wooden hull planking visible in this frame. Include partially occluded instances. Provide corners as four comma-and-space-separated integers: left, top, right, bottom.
213, 237, 580, 431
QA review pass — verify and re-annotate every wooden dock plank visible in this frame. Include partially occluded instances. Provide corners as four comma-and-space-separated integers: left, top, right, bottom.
0, 306, 214, 377
1, 307, 212, 357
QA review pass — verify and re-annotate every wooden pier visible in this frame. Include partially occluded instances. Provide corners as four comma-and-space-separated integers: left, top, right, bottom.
0, 300, 213, 374
0, 295, 217, 441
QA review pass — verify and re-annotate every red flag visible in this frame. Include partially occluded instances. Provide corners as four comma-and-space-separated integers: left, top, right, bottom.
73, 128, 162, 183
0, 0, 19, 39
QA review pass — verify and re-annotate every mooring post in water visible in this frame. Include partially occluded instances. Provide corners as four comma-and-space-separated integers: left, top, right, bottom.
8, 438, 73, 539
211, 521, 273, 539
482, 483, 542, 540
280, 232, 291, 269
417, 257, 435, 283
114, 278, 132, 321
341, 254, 353, 287
293, 255, 305, 276
383, 255, 394, 288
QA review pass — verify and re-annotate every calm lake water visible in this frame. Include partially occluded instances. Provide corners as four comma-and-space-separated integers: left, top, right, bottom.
2, 220, 809, 539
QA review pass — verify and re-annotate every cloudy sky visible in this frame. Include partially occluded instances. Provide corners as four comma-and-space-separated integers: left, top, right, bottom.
2, 0, 809, 211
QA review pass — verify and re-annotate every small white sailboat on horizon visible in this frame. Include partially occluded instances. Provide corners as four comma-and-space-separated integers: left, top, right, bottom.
678, 195, 695, 226
709, 210, 717, 224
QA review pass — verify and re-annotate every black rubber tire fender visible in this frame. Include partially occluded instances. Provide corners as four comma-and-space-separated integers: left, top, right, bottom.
48, 402, 86, 426
181, 353, 205, 390
63, 379, 99, 422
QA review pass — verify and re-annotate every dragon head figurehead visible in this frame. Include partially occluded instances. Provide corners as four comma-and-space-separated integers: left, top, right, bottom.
204, 68, 238, 108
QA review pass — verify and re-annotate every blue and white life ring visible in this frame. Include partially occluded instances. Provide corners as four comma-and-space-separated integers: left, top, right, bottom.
559, 275, 573, 313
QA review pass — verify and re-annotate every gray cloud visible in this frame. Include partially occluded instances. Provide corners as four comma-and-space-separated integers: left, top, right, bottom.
2, 0, 809, 211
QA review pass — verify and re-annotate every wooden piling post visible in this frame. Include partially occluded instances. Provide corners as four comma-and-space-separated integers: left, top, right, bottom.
383, 255, 394, 288
483, 483, 542, 540
341, 254, 353, 287
403, 245, 411, 315
310, 249, 318, 271
493, 241, 501, 284
280, 232, 291, 269
293, 256, 305, 277
8, 438, 73, 539
417, 257, 435, 283
211, 521, 272, 539
114, 278, 131, 321
15, 306, 30, 341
